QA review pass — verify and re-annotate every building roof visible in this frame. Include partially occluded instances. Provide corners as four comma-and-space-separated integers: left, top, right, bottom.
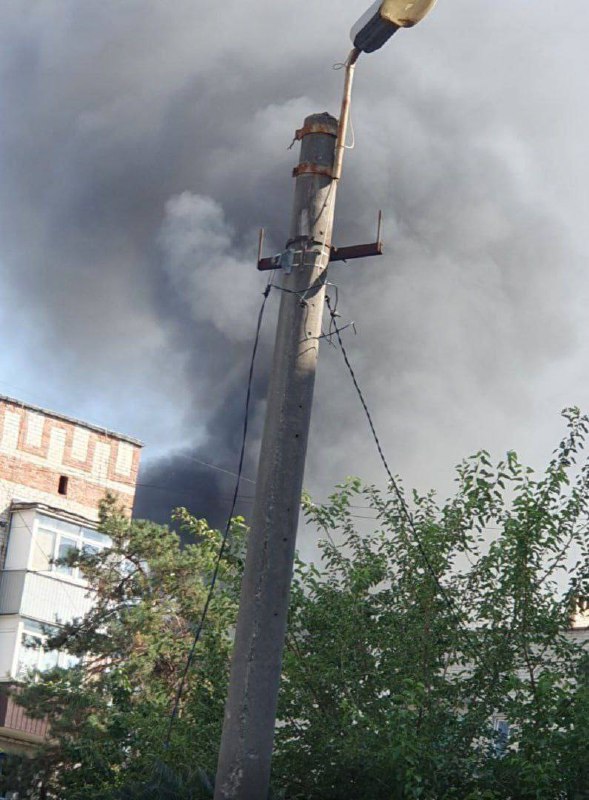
10, 501, 98, 528
0, 394, 143, 447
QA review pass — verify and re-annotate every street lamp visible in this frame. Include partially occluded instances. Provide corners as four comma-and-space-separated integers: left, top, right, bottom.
352, 0, 439, 52
334, 0, 438, 180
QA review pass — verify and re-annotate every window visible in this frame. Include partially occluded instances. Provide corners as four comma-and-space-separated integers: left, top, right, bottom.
33, 514, 111, 581
18, 628, 42, 677
56, 536, 77, 576
30, 527, 55, 572
493, 717, 510, 756
58, 475, 69, 495
16, 619, 73, 679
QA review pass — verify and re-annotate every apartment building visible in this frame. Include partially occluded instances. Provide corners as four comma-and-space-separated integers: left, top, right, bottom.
0, 395, 141, 753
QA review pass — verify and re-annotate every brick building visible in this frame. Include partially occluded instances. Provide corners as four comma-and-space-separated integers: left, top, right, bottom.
0, 395, 142, 754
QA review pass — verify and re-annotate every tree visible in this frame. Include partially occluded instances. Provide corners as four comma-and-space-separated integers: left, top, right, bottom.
273, 408, 589, 799
5, 410, 589, 799
2, 499, 245, 800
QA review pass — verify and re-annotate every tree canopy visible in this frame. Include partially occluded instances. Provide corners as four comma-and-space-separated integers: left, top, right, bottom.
4, 409, 589, 799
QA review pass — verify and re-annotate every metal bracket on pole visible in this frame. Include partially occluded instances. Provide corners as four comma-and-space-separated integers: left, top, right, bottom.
294, 121, 338, 141
257, 246, 330, 274
330, 209, 384, 263
292, 162, 334, 179
257, 210, 384, 271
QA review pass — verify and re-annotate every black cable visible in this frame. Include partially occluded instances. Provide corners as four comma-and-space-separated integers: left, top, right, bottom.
324, 295, 494, 672
164, 284, 272, 748
325, 298, 574, 724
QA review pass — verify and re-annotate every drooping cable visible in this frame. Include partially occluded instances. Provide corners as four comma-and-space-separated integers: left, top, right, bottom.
164, 283, 272, 748
324, 295, 496, 674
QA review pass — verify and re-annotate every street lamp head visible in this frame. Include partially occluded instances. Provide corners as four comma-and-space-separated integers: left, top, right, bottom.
351, 0, 438, 53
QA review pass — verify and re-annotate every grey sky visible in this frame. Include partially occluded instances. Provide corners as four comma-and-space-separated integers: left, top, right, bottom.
1, 1, 588, 551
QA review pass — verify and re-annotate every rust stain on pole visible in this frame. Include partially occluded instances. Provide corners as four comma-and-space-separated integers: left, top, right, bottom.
292, 162, 334, 179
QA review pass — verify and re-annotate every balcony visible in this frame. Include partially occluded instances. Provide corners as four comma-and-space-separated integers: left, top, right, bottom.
0, 572, 24, 615
0, 570, 94, 626
0, 691, 48, 743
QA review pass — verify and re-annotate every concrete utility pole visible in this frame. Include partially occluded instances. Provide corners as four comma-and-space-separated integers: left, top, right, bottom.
214, 5, 440, 795
214, 112, 340, 800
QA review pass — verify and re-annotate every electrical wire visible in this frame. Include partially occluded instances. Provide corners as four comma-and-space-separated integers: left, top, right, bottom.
135, 478, 512, 529
324, 295, 499, 674
174, 453, 256, 485
164, 283, 272, 748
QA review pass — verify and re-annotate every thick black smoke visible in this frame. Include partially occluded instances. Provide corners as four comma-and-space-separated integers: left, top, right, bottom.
1, 1, 588, 545
137, 368, 270, 529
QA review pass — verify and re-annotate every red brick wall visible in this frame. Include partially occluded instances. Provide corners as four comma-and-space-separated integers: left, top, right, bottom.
0, 453, 135, 514
0, 398, 141, 521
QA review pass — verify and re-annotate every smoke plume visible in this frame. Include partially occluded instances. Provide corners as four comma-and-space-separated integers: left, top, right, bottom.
1, 1, 589, 553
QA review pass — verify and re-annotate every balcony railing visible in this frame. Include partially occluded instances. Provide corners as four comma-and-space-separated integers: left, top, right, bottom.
0, 570, 94, 625
0, 691, 48, 740
0, 571, 25, 615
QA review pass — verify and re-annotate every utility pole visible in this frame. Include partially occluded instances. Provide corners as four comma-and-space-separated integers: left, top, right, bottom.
214, 46, 387, 800
213, 3, 440, 796
213, 110, 340, 800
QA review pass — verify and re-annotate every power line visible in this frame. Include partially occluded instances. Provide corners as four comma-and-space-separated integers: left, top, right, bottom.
136, 478, 510, 530
174, 453, 256, 485
324, 295, 497, 674
134, 481, 391, 526
165, 283, 271, 748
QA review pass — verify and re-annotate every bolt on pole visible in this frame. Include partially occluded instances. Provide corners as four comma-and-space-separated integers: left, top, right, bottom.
213, 111, 340, 800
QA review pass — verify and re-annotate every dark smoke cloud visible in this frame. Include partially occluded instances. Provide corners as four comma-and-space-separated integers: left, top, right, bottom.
1, 1, 589, 551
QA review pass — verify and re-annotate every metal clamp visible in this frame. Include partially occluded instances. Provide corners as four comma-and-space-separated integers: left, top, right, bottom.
295, 122, 338, 141
266, 248, 328, 275
292, 162, 334, 179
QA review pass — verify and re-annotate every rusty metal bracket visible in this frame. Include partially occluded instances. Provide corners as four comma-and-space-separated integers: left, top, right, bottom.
295, 122, 338, 141
330, 210, 384, 263
329, 240, 383, 263
292, 162, 334, 179
257, 211, 384, 272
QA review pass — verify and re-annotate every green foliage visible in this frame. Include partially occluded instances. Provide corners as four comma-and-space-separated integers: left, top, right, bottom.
273, 409, 589, 799
4, 410, 589, 799
1, 498, 245, 800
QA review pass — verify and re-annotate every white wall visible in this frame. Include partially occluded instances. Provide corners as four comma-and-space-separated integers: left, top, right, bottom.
20, 572, 94, 626
4, 508, 35, 571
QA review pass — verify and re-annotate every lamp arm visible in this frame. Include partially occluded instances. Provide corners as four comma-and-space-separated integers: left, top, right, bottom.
333, 47, 361, 181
